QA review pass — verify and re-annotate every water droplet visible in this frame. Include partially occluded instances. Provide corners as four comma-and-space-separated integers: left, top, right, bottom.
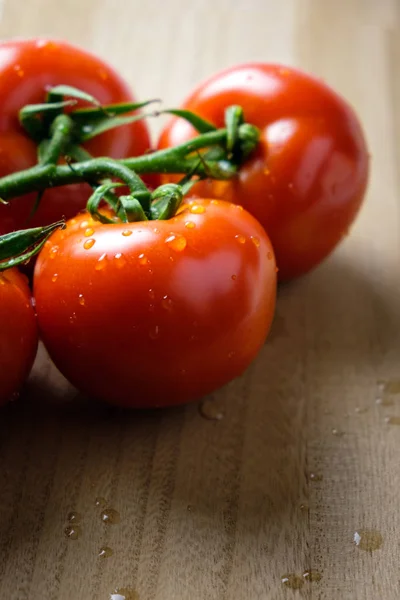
354, 529, 383, 551
69, 312, 77, 324
190, 204, 205, 214
14, 65, 24, 77
0, 276, 5, 286
288, 182, 294, 190
101, 508, 120, 525
309, 473, 323, 482
251, 236, 260, 248
79, 220, 89, 229
98, 546, 113, 558
95, 497, 107, 507
83, 238, 95, 250
149, 325, 160, 340
98, 68, 108, 81
303, 570, 322, 582
70, 218, 77, 226
161, 295, 173, 311
138, 253, 149, 265
263, 167, 270, 176
148, 289, 155, 300
231, 274, 237, 281
235, 234, 246, 244
95, 253, 108, 271
332, 428, 344, 436
153, 227, 160, 234
122, 229, 132, 237
185, 221, 196, 229
51, 273, 58, 283
84, 227, 94, 237
228, 351, 235, 359
199, 398, 224, 421
49, 245, 59, 259
30, 297, 36, 309
110, 588, 139, 600
64, 525, 81, 540
115, 252, 127, 268
165, 233, 187, 252
67, 511, 81, 523
148, 303, 155, 313
78, 294, 85, 306
376, 396, 394, 406
385, 416, 400, 425
281, 574, 304, 589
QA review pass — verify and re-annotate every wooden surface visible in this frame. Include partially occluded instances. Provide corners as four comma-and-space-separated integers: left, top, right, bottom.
0, 1, 399, 599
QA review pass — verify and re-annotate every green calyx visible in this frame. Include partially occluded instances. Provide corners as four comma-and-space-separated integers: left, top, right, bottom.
0, 221, 65, 271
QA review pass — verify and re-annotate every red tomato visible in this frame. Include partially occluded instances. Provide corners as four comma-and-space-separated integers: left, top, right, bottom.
158, 63, 369, 281
0, 268, 38, 406
33, 201, 276, 408
0, 39, 155, 235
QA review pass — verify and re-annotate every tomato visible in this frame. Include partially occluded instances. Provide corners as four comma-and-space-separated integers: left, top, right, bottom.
33, 201, 276, 408
0, 39, 155, 235
158, 63, 369, 281
0, 268, 38, 406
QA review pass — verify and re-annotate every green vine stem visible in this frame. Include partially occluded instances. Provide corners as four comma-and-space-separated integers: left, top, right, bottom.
0, 124, 258, 202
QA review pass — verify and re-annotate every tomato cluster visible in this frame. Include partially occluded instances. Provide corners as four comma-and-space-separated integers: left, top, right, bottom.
0, 40, 369, 408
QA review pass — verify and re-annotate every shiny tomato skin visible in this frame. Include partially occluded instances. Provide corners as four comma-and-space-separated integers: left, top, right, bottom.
158, 63, 369, 281
0, 39, 155, 234
0, 268, 38, 406
33, 201, 276, 408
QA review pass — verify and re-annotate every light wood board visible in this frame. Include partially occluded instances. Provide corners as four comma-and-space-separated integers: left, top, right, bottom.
0, 1, 399, 599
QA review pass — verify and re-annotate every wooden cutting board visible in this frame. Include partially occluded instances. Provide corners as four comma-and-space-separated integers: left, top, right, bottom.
0, 1, 399, 599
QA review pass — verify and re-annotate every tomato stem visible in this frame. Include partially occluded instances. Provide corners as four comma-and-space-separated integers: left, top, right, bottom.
0, 124, 258, 201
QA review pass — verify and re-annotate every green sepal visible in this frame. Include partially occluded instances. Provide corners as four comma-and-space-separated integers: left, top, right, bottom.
162, 109, 217, 134
0, 220, 65, 271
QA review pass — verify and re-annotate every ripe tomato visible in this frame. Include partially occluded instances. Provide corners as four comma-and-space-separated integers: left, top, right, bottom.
158, 63, 369, 281
0, 39, 154, 235
0, 268, 38, 406
33, 201, 276, 408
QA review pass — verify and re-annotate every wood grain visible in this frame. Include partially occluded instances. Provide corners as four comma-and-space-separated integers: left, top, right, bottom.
0, 1, 400, 599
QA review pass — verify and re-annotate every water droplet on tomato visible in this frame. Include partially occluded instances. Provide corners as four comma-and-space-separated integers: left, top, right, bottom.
79, 220, 89, 229
122, 229, 132, 237
153, 227, 160, 234
95, 253, 107, 271
148, 303, 155, 313
199, 398, 224, 421
83, 238, 95, 250
190, 204, 205, 214
235, 234, 246, 244
161, 296, 173, 311
51, 273, 58, 283
263, 167, 270, 176
101, 508, 120, 524
0, 276, 5, 286
78, 294, 85, 306
84, 227, 94, 237
228, 351, 235, 359
98, 546, 113, 558
64, 525, 81, 540
185, 221, 196, 229
251, 236, 260, 248
138, 253, 149, 265
165, 233, 187, 252
148, 289, 155, 300
98, 69, 108, 81
114, 253, 127, 268
288, 182, 294, 190
231, 274, 237, 280
49, 245, 59, 258
149, 325, 160, 340
70, 218, 77, 226
69, 312, 77, 324
210, 199, 219, 205
14, 65, 24, 77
